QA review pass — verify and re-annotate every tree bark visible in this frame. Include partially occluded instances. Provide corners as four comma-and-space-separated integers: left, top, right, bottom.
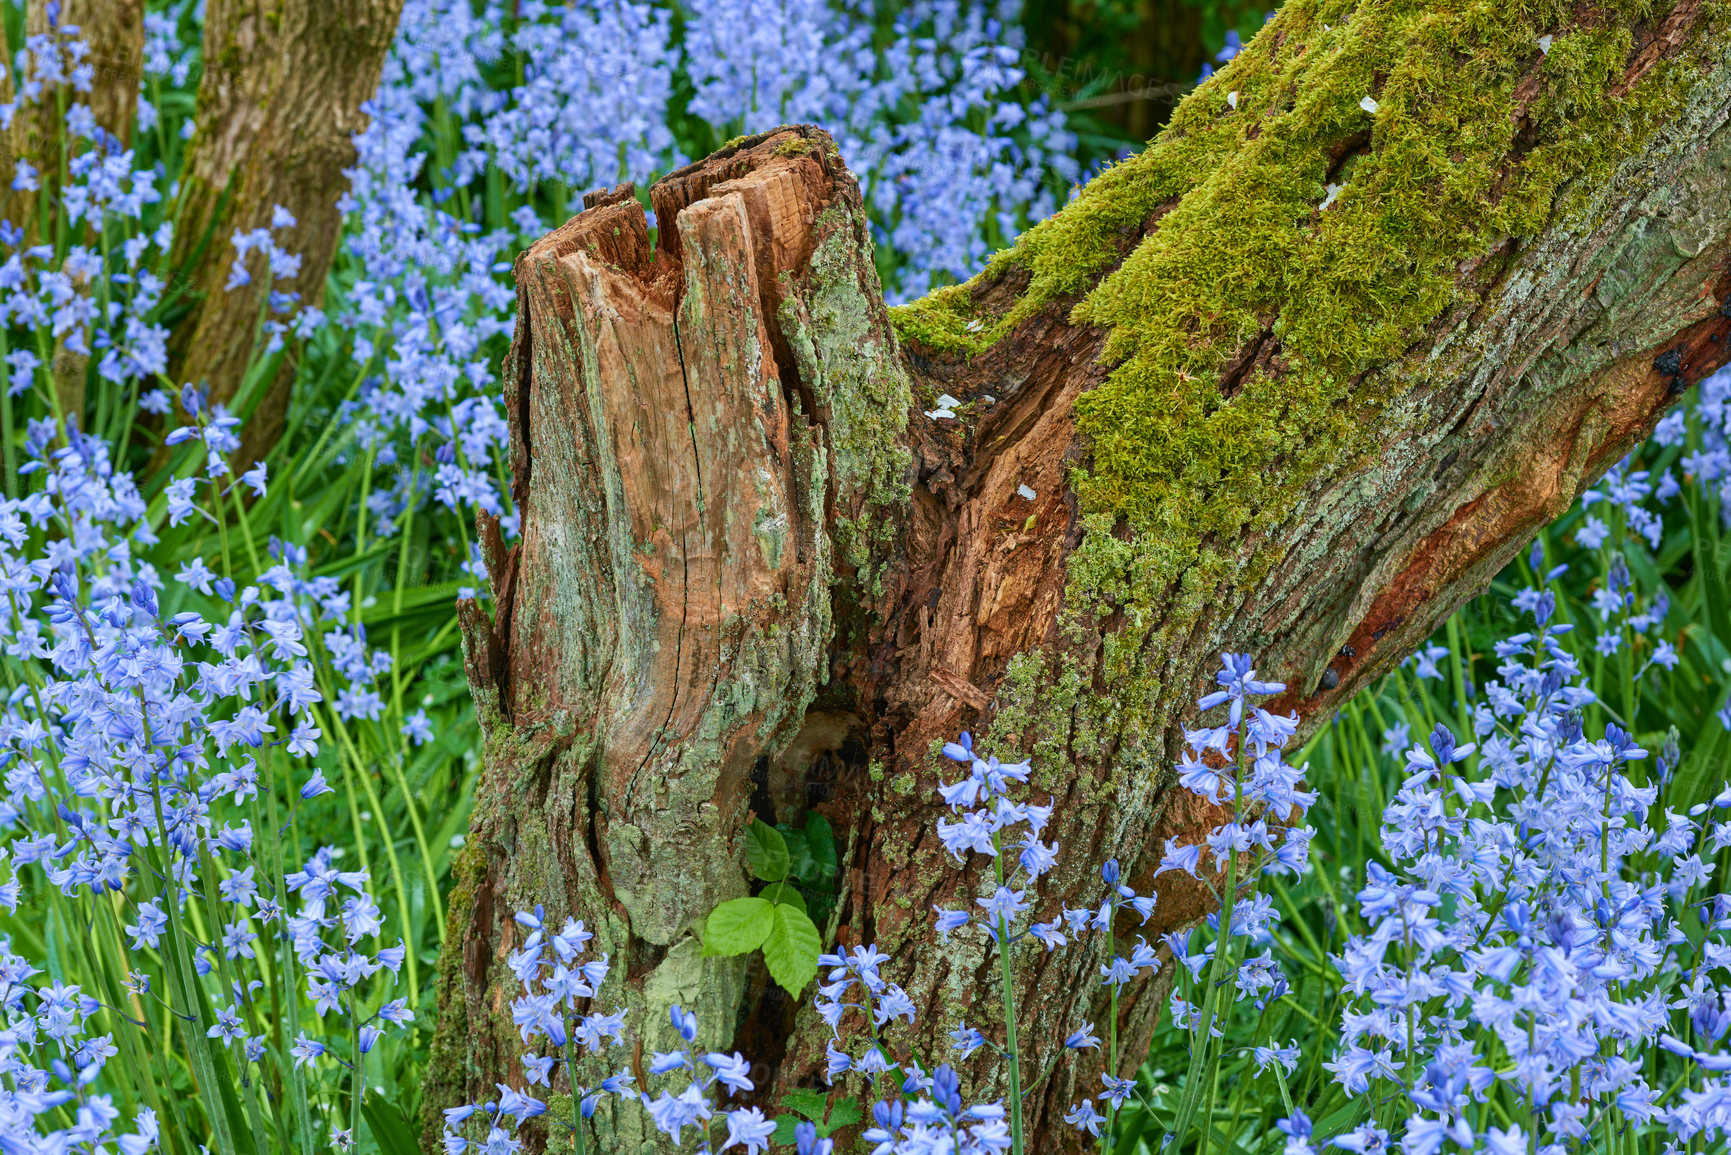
429, 3, 1731, 1150
0, 0, 145, 421
0, 0, 144, 244
65, 0, 144, 146
165, 0, 403, 462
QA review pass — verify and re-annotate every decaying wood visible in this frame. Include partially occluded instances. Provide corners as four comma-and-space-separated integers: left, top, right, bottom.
430, 15, 1731, 1152
167, 0, 404, 463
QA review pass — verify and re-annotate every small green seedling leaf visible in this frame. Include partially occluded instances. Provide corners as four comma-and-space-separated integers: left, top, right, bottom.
804, 814, 838, 881
781, 823, 817, 882
780, 1088, 829, 1123
760, 881, 808, 914
703, 897, 775, 956
745, 819, 790, 882
772, 1092, 861, 1143
760, 903, 820, 994
821, 1096, 862, 1134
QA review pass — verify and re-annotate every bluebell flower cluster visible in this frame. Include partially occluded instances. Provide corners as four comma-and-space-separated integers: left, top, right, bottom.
1668, 366, 1731, 516
0, 79, 167, 419
0, 938, 162, 1154
1287, 579, 1731, 1152
800, 696, 1311, 1152
439, 910, 793, 1154
686, 0, 1075, 299
0, 401, 420, 1147
1141, 656, 1317, 1148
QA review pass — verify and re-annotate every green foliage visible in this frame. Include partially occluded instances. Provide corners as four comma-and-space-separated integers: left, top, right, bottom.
759, 902, 823, 994
702, 897, 781, 955
358, 1096, 419, 1155
745, 820, 793, 882
701, 819, 828, 995
772, 1089, 863, 1145
780, 813, 839, 892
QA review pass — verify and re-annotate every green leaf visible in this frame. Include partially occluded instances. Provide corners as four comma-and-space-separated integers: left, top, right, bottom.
780, 823, 817, 882
780, 1089, 829, 1123
744, 819, 790, 882
1315, 1097, 1371, 1138
702, 897, 775, 956
773, 1092, 861, 1141
1675, 716, 1729, 812
760, 881, 808, 915
804, 814, 838, 881
760, 903, 821, 995
1695, 500, 1731, 661
820, 1096, 862, 1135
362, 1094, 420, 1155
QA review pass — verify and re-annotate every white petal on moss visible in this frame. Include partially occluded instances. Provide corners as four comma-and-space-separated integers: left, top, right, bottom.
1358, 95, 1379, 114
1321, 182, 1343, 210
1226, 90, 1239, 109
926, 393, 961, 420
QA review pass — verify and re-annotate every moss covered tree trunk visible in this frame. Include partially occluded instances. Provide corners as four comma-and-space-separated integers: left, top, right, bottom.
429, 2, 1731, 1150
166, 0, 403, 462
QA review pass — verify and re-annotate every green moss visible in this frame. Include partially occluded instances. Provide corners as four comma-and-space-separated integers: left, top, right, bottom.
774, 137, 813, 158
1072, 0, 1694, 536
886, 284, 995, 357
895, 0, 1714, 736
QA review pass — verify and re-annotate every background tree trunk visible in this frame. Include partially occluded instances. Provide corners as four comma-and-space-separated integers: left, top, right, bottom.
429, 3, 1731, 1149
166, 0, 403, 462
0, 0, 145, 422
64, 0, 145, 146
1, 0, 144, 228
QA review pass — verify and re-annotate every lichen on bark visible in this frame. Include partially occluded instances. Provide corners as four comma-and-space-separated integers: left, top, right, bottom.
778, 206, 914, 587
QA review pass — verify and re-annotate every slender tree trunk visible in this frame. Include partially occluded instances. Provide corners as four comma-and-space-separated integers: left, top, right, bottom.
1, 0, 143, 227
166, 0, 403, 462
66, 0, 145, 145
0, 0, 145, 421
429, 2, 1731, 1149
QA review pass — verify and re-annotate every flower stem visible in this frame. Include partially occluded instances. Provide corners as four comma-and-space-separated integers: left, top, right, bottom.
991, 834, 1024, 1155
998, 907, 1024, 1155
1102, 983, 1119, 1153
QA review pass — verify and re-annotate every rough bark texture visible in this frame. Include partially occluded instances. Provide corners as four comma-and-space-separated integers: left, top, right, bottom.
0, 0, 146, 421
0, 0, 145, 241
62, 0, 145, 146
429, 2, 1731, 1150
166, 0, 403, 462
